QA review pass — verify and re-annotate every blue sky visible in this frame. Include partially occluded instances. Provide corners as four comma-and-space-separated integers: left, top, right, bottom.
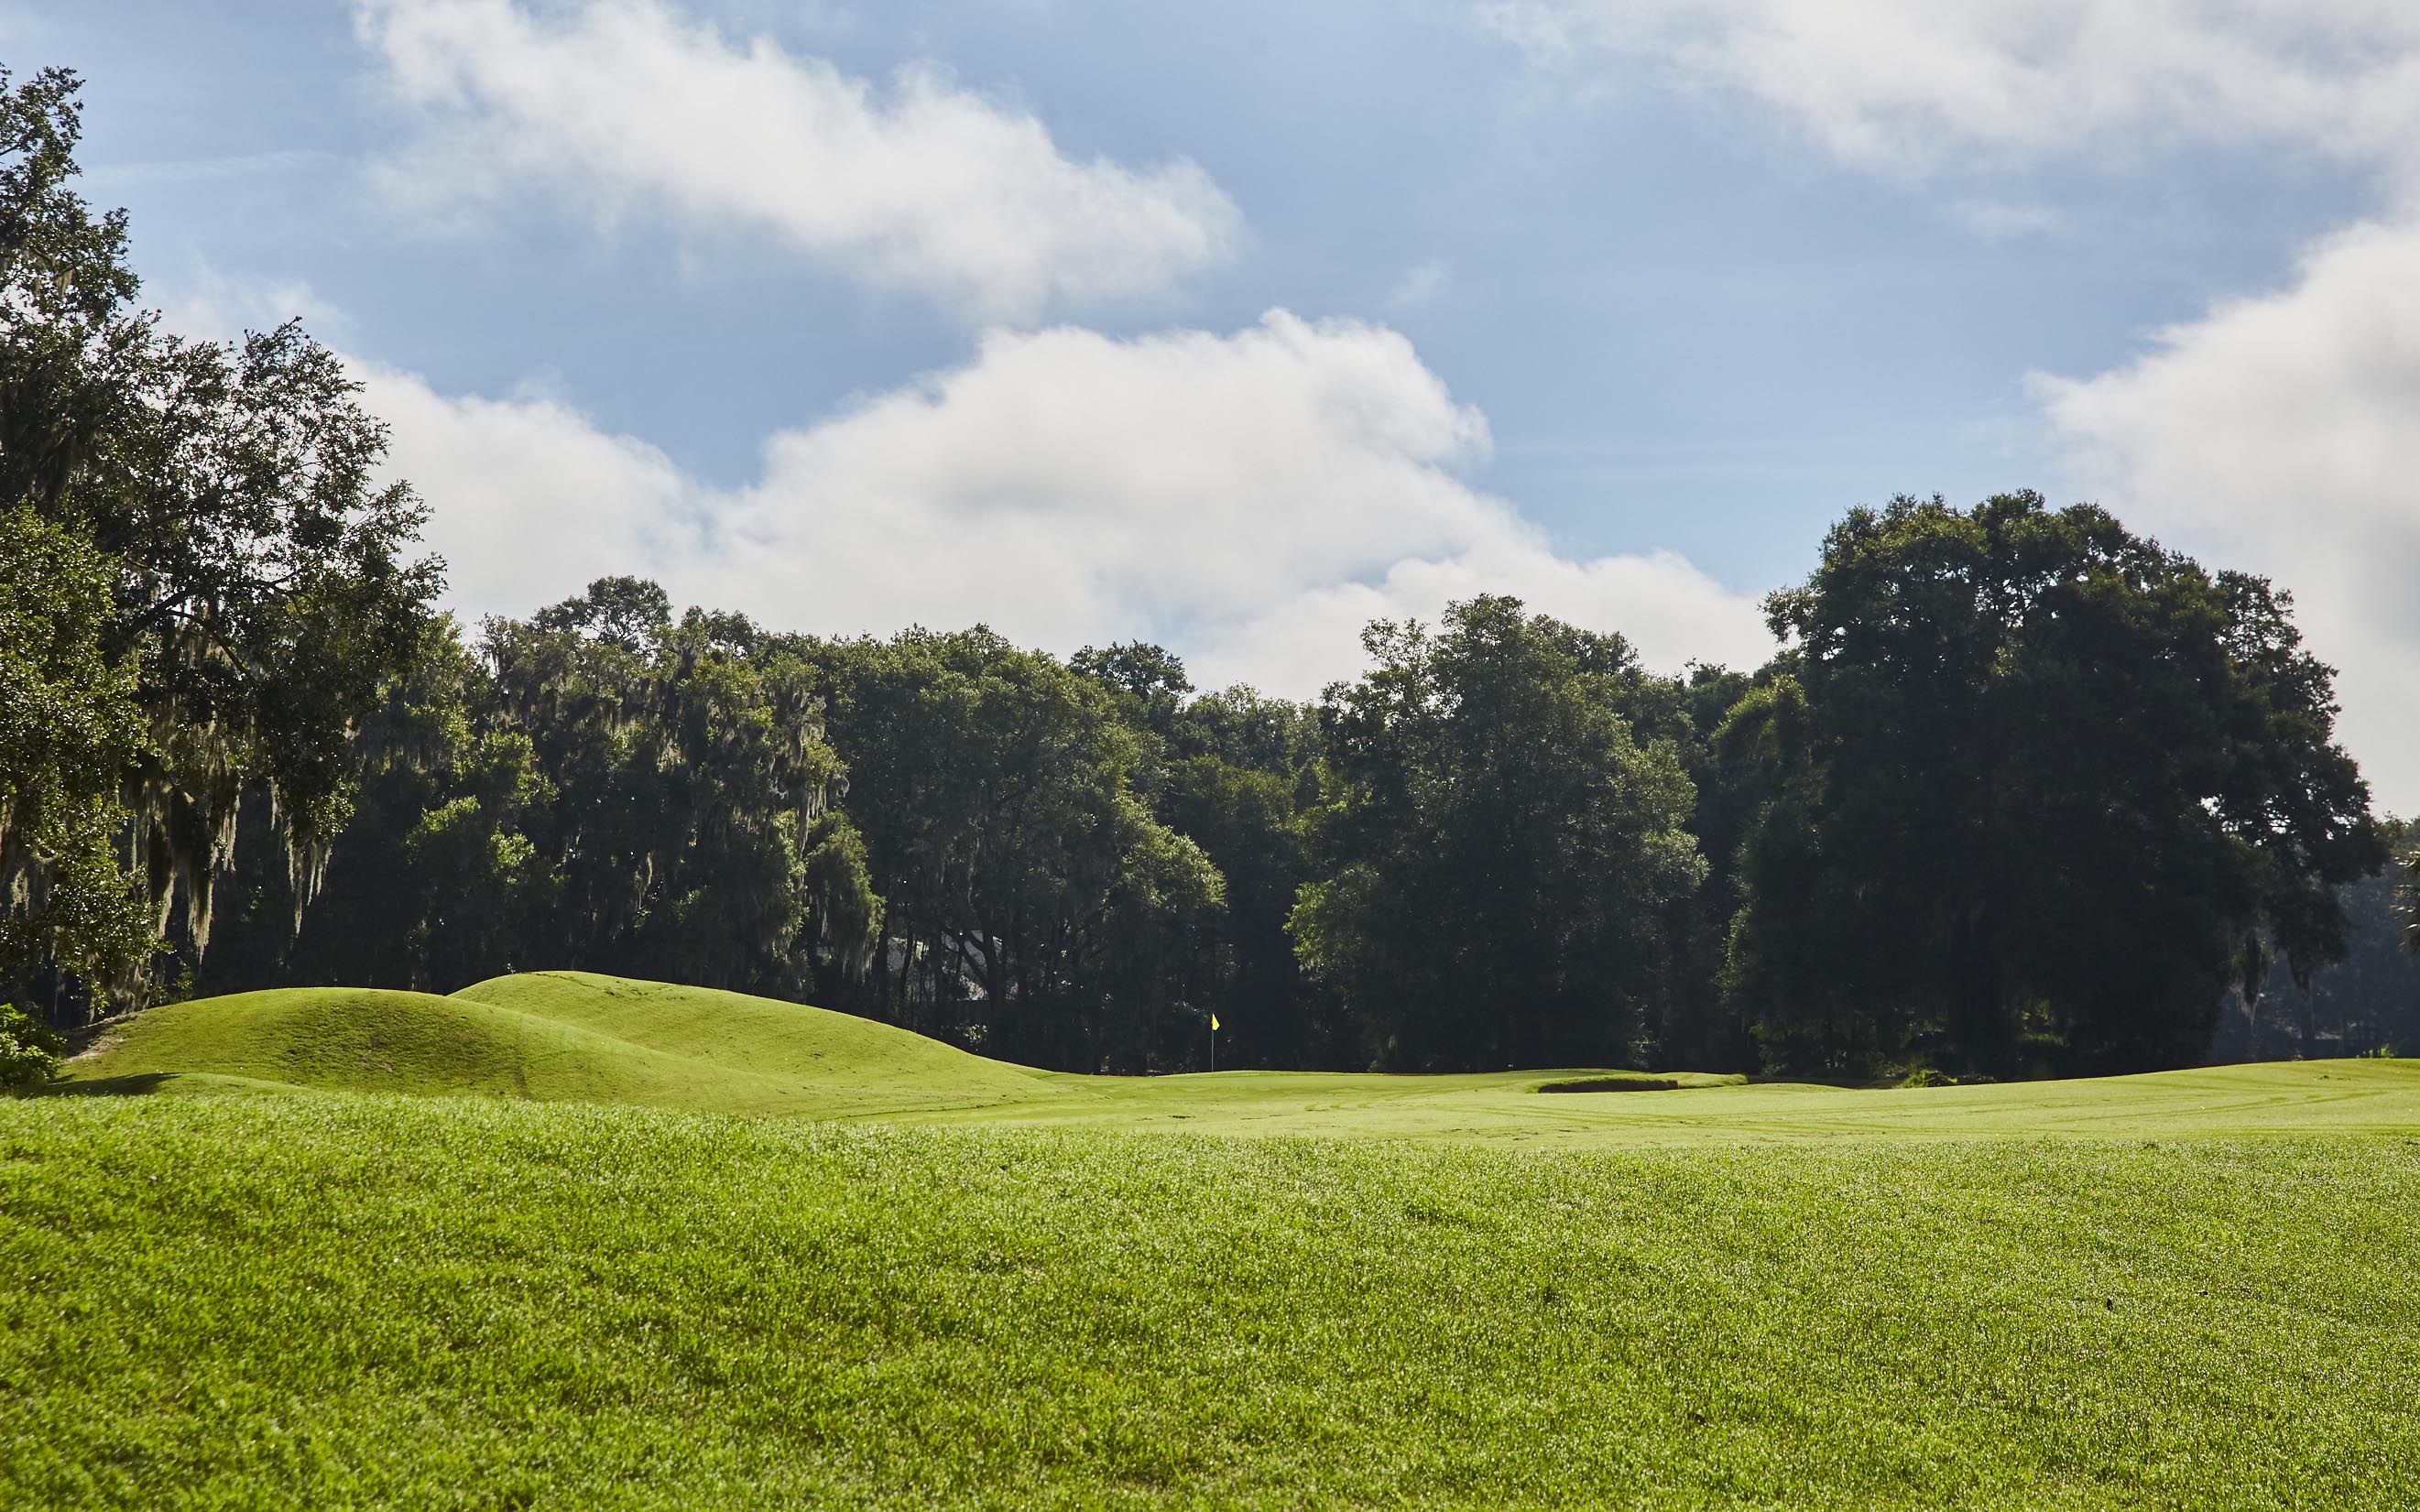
16, 0, 2420, 807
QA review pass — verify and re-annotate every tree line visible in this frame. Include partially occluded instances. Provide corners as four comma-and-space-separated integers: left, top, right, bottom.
5, 67, 2415, 1087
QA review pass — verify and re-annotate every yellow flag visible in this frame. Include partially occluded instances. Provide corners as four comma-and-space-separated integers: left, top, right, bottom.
1211, 1014, 1221, 1032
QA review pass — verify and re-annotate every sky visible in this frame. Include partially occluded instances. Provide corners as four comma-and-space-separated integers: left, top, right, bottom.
12, 0, 2418, 810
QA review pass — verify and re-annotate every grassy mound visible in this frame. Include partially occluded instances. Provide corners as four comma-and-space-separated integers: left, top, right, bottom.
56, 972, 2420, 1145
63, 973, 1063, 1118
4, 1094, 2416, 1508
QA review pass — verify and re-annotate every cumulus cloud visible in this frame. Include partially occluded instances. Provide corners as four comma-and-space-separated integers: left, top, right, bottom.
2035, 216, 2420, 811
1484, 0, 2420, 804
362, 365, 716, 618
1482, 0, 2420, 177
355, 0, 1242, 320
381, 310, 1771, 694
153, 263, 349, 343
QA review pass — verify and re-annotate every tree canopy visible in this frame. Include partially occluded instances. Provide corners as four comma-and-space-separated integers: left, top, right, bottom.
1, 67, 439, 1013
804, 627, 1224, 1071
1721, 493, 2383, 1076
1290, 596, 1706, 1071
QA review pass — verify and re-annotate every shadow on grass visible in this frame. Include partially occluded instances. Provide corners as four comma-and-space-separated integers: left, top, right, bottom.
1535, 1076, 1683, 1094
35, 1073, 176, 1098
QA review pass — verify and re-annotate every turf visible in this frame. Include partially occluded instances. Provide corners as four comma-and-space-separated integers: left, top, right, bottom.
3, 1095, 2415, 1509
58, 972, 2420, 1146
62, 973, 1065, 1119
20, 974, 2420, 1507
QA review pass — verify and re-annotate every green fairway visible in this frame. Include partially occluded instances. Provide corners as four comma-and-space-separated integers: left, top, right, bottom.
19, 974, 2420, 1507
4, 1095, 2416, 1509
60, 971, 2420, 1145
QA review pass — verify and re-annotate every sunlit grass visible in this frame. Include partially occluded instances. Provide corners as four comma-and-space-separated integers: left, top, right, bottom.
60, 972, 2420, 1146
24, 974, 2420, 1506
4, 1094, 2416, 1508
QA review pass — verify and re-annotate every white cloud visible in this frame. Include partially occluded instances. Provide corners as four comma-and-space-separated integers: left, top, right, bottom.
355, 0, 1243, 321
1486, 0, 2420, 807
1387, 257, 1451, 310
362, 365, 715, 619
2035, 216, 2420, 812
1482, 0, 2420, 178
383, 310, 1772, 694
153, 263, 348, 343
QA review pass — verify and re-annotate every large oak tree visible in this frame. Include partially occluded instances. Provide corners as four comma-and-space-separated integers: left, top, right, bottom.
1723, 493, 2382, 1075
1291, 596, 1706, 1071
1, 68, 439, 1012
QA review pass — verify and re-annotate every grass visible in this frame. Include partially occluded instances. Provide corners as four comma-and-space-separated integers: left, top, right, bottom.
59, 972, 2420, 1146
61, 973, 1063, 1119
5, 1096, 2417, 1508
13, 973, 2420, 1507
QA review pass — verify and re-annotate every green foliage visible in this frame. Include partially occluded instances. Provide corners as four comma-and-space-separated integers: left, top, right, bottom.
810, 627, 1225, 1070
1292, 596, 1706, 1070
1726, 494, 2384, 1077
194, 591, 882, 1002
2218, 816, 2420, 1060
0, 67, 439, 1012
0, 1000, 63, 1092
0, 506, 150, 991
800, 810, 882, 977
191, 619, 547, 994
1157, 736, 1344, 1069
1646, 661, 1769, 1073
2402, 832, 2419, 956
1069, 639, 1193, 737
485, 589, 877, 994
5, 1094, 2419, 1507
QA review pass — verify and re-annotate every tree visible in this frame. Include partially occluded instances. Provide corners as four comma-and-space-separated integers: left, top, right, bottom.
1725, 493, 2384, 1076
2400, 831, 2419, 958
0, 1001, 64, 1092
1160, 688, 1348, 1069
1650, 662, 1770, 1073
195, 617, 558, 995
0, 67, 441, 1012
482, 584, 880, 995
1070, 641, 1193, 741
811, 628, 1226, 1071
195, 590, 881, 1001
2210, 816, 2420, 1061
0, 506, 150, 998
1068, 655, 1351, 1071
1291, 596, 1706, 1071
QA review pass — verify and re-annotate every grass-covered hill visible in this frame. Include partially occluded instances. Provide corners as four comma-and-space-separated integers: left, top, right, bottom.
59, 972, 1069, 1113
14, 974, 2420, 1507
58, 970, 2420, 1144
60, 972, 1064, 1120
